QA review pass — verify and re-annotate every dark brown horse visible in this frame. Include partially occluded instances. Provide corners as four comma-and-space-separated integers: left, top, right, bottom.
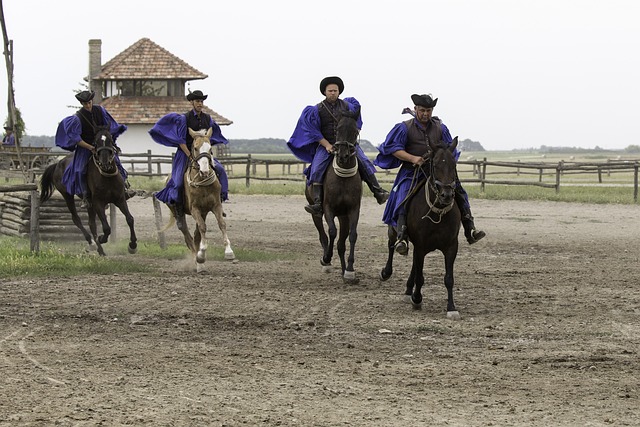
306, 107, 362, 284
162, 128, 234, 272
380, 137, 462, 318
40, 126, 137, 256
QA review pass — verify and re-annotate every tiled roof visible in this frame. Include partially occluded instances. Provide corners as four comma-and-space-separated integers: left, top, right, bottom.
97, 38, 207, 80
100, 96, 233, 126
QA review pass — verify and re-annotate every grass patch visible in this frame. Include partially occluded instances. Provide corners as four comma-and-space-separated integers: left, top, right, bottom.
0, 238, 150, 278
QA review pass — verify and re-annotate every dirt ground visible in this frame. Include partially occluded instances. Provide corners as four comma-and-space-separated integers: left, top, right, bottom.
1, 194, 639, 426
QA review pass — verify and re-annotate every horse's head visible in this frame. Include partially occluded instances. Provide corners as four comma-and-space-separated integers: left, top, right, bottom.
188, 127, 214, 177
426, 136, 459, 205
333, 107, 360, 168
93, 126, 117, 173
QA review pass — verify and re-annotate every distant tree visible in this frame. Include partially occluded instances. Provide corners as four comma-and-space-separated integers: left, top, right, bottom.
624, 145, 640, 153
458, 138, 485, 151
3, 107, 25, 140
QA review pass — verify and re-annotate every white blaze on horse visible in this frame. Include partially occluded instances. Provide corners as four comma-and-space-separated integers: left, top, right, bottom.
162, 127, 234, 272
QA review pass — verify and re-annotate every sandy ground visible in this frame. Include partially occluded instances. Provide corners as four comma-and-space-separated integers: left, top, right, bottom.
1, 194, 639, 426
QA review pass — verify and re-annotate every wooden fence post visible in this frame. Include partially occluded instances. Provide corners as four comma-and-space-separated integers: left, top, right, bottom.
555, 161, 563, 193
109, 204, 117, 241
29, 190, 40, 253
634, 163, 638, 202
245, 154, 252, 187
152, 196, 167, 249
146, 150, 153, 180
481, 158, 487, 192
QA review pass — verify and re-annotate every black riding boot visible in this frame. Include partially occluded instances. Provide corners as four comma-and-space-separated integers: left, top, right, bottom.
361, 170, 389, 204
394, 213, 409, 256
174, 202, 186, 229
304, 184, 323, 216
80, 190, 92, 209
455, 192, 486, 244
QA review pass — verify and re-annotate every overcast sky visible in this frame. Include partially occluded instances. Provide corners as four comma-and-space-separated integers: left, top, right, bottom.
1, 0, 639, 150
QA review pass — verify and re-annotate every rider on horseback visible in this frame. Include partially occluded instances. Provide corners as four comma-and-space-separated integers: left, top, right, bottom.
149, 90, 229, 229
287, 76, 389, 215
375, 93, 486, 255
55, 90, 134, 208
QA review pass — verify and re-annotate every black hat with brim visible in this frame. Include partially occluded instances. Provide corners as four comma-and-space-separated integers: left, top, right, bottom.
320, 76, 344, 95
411, 93, 438, 108
187, 90, 208, 101
75, 90, 95, 103
3, 126, 12, 131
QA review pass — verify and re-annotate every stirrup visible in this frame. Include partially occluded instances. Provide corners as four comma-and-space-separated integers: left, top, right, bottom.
394, 239, 409, 256
125, 189, 136, 200
466, 229, 486, 244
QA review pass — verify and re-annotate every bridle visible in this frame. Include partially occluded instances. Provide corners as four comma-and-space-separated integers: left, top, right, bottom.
332, 140, 358, 178
186, 139, 217, 187
92, 132, 118, 177
421, 153, 457, 223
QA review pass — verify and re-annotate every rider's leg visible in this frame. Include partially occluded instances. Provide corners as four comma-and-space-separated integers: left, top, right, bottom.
394, 210, 409, 256
455, 180, 486, 244
305, 183, 323, 216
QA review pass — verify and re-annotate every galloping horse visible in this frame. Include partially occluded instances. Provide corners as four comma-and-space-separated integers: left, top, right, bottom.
380, 137, 462, 318
306, 107, 363, 284
163, 128, 234, 272
40, 126, 137, 256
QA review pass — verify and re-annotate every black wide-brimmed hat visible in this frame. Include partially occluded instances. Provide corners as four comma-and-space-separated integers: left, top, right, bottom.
411, 93, 438, 108
186, 90, 208, 101
3, 126, 12, 131
319, 76, 344, 95
75, 90, 95, 103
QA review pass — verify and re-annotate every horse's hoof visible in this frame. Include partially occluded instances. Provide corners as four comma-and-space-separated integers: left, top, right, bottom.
411, 296, 423, 310
343, 270, 358, 284
98, 235, 108, 244
224, 249, 235, 260
379, 269, 391, 281
447, 311, 461, 320
196, 254, 206, 264
128, 242, 138, 254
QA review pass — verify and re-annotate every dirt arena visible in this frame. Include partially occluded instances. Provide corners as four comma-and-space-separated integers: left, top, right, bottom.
1, 194, 639, 426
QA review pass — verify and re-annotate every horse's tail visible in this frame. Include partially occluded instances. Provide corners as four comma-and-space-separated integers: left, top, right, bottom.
159, 214, 176, 233
39, 163, 57, 203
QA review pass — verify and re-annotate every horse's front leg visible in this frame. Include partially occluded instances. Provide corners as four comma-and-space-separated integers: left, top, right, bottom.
87, 207, 106, 256
323, 212, 338, 267
380, 224, 396, 281
191, 210, 207, 266
443, 245, 460, 319
212, 203, 234, 260
92, 202, 112, 245
114, 199, 137, 254
410, 250, 426, 310
341, 214, 359, 284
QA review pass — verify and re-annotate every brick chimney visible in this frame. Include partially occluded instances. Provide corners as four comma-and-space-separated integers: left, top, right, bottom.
88, 39, 103, 103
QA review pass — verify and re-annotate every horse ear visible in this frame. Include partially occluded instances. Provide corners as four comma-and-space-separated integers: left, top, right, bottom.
188, 128, 197, 138
450, 136, 458, 151
206, 127, 213, 138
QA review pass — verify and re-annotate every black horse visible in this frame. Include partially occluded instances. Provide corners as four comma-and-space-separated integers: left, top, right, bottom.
306, 107, 363, 284
40, 126, 137, 256
380, 137, 462, 317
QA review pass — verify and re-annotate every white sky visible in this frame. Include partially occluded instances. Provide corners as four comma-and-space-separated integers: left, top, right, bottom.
1, 0, 639, 150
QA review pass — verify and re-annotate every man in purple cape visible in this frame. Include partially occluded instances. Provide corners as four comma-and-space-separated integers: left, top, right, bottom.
54, 90, 131, 208
287, 76, 389, 215
375, 93, 485, 255
149, 90, 229, 228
